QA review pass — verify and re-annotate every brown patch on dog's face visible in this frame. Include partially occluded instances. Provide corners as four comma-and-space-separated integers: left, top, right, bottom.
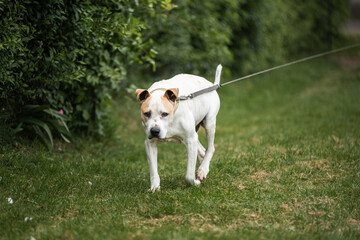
136, 89, 152, 122
140, 97, 152, 122
161, 88, 179, 117
161, 96, 175, 117
140, 96, 151, 111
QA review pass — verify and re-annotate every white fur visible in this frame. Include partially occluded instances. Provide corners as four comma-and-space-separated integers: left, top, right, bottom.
140, 65, 221, 192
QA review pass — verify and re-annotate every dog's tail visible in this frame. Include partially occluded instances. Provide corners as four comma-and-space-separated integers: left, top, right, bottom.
214, 64, 222, 85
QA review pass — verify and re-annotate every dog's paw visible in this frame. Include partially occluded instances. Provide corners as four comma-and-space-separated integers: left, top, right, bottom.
197, 168, 208, 181
185, 176, 201, 186
149, 175, 160, 193
148, 186, 161, 193
194, 179, 201, 186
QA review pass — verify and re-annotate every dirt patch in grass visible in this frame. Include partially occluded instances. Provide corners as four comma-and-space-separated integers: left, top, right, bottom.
295, 159, 330, 171
348, 218, 360, 232
268, 146, 287, 155
124, 211, 270, 233
300, 76, 338, 98
250, 171, 270, 181
123, 213, 223, 233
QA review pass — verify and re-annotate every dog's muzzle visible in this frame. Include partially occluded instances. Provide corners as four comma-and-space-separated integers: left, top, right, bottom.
149, 126, 161, 139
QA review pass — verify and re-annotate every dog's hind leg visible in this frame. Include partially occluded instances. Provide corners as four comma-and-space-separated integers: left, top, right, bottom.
196, 120, 206, 165
197, 140, 206, 165
197, 119, 217, 181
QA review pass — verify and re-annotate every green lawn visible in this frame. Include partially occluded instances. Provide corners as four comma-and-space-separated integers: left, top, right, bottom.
1, 54, 360, 239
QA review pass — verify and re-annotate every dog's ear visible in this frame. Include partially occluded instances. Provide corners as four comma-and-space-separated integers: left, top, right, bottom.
136, 89, 150, 103
164, 88, 179, 103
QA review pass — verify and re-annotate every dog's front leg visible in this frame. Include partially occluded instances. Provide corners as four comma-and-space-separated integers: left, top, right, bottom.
185, 135, 201, 186
145, 139, 160, 192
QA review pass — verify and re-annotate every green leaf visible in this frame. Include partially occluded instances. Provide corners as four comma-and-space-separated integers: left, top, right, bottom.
21, 118, 54, 148
82, 110, 90, 121
14, 123, 23, 133
32, 125, 53, 150
60, 133, 71, 143
21, 105, 49, 116
43, 109, 70, 122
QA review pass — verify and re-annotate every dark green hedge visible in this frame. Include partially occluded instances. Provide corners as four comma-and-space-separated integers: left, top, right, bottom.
0, 0, 166, 137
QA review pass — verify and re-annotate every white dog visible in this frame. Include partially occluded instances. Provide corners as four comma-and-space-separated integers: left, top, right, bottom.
136, 65, 222, 192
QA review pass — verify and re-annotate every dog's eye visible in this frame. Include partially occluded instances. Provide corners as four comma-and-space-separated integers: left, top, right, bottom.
161, 112, 168, 118
143, 111, 151, 118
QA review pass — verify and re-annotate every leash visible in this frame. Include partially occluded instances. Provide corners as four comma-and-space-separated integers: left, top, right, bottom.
178, 42, 360, 101
179, 84, 220, 101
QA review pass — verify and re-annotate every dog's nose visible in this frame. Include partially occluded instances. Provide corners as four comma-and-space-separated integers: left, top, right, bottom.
150, 126, 161, 137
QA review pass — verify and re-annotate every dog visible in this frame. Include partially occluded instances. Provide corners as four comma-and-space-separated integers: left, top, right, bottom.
135, 65, 222, 192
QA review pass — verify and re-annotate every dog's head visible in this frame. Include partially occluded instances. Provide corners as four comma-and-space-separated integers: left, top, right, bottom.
136, 88, 179, 139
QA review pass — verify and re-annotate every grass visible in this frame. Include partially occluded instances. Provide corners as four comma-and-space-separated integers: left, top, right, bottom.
1, 53, 360, 239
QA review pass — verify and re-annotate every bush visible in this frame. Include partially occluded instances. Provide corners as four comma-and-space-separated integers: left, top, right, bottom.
138, 0, 349, 77
0, 0, 168, 139
288, 0, 350, 53
142, 0, 235, 76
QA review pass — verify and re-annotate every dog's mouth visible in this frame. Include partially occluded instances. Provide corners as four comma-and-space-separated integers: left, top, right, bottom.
148, 135, 161, 140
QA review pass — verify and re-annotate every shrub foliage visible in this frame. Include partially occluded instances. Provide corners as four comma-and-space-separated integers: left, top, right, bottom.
0, 0, 165, 137
0, 0, 350, 143
145, 0, 349, 76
